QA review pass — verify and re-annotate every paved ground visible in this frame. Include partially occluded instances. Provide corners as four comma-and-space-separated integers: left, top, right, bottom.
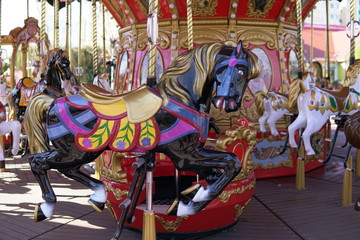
1, 129, 360, 240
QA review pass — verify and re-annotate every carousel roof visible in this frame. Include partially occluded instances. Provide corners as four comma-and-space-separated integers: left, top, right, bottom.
103, 0, 319, 28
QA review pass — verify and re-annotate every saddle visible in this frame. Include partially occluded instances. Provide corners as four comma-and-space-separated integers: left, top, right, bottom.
80, 83, 163, 123
274, 92, 288, 99
316, 86, 349, 111
18, 77, 44, 107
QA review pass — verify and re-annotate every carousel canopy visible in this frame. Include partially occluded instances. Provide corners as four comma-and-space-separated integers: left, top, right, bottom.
103, 0, 318, 28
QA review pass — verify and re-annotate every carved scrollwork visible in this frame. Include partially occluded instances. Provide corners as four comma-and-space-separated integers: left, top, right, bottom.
217, 179, 256, 203
193, 0, 218, 16
105, 185, 128, 201
246, 0, 275, 18
283, 32, 297, 49
179, 28, 227, 49
217, 123, 257, 179
154, 215, 189, 232
240, 29, 276, 49
234, 199, 251, 221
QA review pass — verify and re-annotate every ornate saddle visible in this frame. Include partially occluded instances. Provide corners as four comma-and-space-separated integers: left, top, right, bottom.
17, 77, 45, 107
317, 86, 349, 111
80, 83, 163, 123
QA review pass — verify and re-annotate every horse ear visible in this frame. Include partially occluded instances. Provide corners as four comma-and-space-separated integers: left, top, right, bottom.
236, 40, 244, 57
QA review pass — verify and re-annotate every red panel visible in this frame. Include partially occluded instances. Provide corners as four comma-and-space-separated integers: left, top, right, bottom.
176, 0, 187, 19
126, 0, 147, 22
103, 0, 126, 27
237, 0, 287, 20
159, 0, 172, 19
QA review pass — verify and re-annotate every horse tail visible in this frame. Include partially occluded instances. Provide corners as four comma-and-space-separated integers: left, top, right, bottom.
288, 78, 306, 110
24, 94, 55, 154
254, 91, 270, 116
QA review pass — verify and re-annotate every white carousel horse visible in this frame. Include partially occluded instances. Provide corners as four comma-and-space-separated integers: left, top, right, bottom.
255, 72, 314, 137
0, 102, 22, 171
93, 73, 112, 93
288, 60, 360, 156
0, 77, 8, 106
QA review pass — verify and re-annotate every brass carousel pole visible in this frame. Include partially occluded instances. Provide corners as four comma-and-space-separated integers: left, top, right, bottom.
65, 0, 69, 53
102, 2, 106, 70
325, 0, 330, 81
310, 9, 313, 69
141, 1, 158, 239
54, 0, 59, 48
92, 0, 98, 75
77, 0, 82, 81
295, 0, 305, 191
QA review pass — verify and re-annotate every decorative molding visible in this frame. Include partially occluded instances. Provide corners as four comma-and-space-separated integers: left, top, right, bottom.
246, 0, 275, 18
154, 215, 189, 232
105, 185, 128, 201
218, 179, 256, 203
234, 199, 251, 221
283, 32, 297, 49
179, 28, 227, 48
193, 0, 218, 17
240, 29, 277, 49
217, 123, 257, 179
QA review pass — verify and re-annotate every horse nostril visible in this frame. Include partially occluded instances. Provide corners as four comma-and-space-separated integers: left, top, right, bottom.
230, 83, 234, 88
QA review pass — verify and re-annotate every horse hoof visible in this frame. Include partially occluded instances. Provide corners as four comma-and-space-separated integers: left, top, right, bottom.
165, 198, 179, 216
355, 198, 360, 211
192, 186, 211, 202
34, 204, 47, 222
88, 199, 105, 213
177, 200, 210, 216
180, 183, 200, 199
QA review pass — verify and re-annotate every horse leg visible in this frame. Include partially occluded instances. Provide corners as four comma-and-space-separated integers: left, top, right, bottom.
302, 118, 325, 156
59, 167, 106, 212
28, 151, 59, 221
10, 121, 21, 156
165, 148, 241, 216
259, 111, 270, 133
288, 114, 306, 149
267, 110, 286, 136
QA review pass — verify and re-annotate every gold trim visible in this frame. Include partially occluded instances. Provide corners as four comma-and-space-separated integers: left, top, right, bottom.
165, 198, 179, 216
105, 185, 128, 201
234, 198, 251, 221
154, 215, 189, 232
180, 183, 200, 195
193, 0, 218, 17
247, 0, 275, 18
105, 201, 116, 219
218, 179, 256, 203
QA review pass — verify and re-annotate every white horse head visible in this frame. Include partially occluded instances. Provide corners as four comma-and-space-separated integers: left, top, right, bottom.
93, 73, 112, 93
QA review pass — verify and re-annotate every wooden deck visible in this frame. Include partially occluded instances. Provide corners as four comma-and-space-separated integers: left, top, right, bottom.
1, 131, 360, 240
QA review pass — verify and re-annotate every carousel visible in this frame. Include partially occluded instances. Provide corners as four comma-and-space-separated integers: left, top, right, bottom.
3, 0, 360, 240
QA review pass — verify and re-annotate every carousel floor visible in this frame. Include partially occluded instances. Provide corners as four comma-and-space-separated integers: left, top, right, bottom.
1, 130, 360, 240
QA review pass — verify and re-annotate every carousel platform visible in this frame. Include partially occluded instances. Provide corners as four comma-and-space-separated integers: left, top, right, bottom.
1, 130, 360, 240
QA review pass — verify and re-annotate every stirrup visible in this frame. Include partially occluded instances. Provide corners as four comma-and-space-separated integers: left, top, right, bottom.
88, 199, 105, 213
165, 198, 179, 216
180, 183, 201, 199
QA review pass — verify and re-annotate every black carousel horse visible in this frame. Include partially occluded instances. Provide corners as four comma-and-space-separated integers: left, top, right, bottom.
8, 48, 77, 122
24, 41, 259, 227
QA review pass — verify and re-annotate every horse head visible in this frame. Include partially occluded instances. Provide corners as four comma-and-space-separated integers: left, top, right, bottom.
51, 49, 72, 81
212, 40, 259, 112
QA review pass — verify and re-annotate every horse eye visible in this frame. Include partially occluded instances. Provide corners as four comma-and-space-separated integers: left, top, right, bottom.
238, 70, 244, 76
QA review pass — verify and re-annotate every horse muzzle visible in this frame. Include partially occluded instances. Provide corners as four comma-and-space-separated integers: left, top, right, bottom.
212, 96, 240, 112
